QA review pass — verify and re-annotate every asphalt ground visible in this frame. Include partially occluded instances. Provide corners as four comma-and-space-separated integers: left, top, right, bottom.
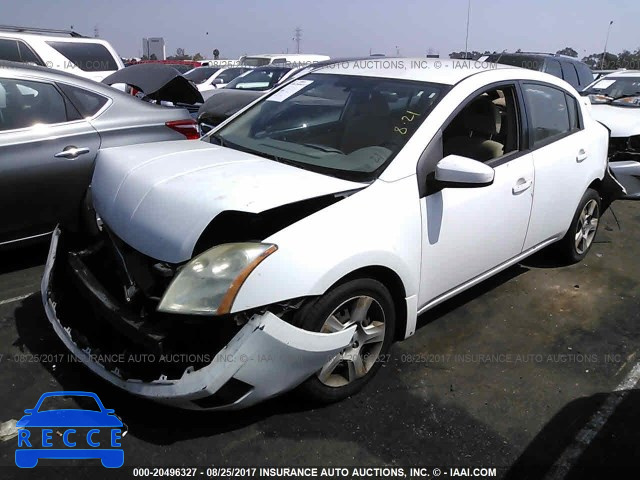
0, 201, 638, 479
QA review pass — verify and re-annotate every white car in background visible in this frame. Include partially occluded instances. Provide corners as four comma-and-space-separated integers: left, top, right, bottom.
582, 71, 640, 199
43, 59, 622, 410
0, 25, 124, 82
183, 66, 252, 94
582, 71, 640, 156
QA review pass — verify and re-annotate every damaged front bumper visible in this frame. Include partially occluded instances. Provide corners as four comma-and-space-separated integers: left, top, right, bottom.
41, 228, 356, 410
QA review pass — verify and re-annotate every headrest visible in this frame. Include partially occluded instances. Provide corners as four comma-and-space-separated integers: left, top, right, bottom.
462, 95, 499, 136
349, 91, 390, 117
0, 83, 6, 109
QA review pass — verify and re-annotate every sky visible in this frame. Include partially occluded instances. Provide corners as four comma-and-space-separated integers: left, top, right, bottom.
2, 0, 638, 60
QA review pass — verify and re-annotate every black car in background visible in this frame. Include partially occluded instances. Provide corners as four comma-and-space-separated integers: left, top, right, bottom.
483, 52, 593, 90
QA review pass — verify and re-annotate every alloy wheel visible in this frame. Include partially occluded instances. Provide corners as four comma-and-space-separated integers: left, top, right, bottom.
316, 295, 386, 387
574, 199, 599, 255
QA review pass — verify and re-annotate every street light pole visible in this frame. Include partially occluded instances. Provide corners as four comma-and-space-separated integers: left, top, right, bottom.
464, 0, 471, 59
600, 20, 613, 69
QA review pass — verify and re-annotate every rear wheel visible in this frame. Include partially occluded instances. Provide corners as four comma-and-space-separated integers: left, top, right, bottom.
293, 278, 396, 403
557, 188, 601, 263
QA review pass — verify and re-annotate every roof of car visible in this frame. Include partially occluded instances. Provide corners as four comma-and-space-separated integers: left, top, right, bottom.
0, 60, 130, 97
311, 58, 515, 85
603, 70, 640, 78
244, 54, 328, 59
0, 29, 112, 45
0, 59, 104, 84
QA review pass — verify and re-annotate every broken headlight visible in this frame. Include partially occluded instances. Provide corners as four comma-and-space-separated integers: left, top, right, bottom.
157, 243, 277, 316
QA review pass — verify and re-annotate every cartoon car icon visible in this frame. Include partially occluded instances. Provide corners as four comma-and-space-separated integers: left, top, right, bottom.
15, 391, 124, 468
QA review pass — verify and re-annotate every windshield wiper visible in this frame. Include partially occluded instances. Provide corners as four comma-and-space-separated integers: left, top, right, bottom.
612, 93, 640, 101
301, 143, 344, 154
207, 132, 225, 146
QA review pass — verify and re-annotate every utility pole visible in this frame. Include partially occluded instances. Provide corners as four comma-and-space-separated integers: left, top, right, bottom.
600, 20, 613, 69
293, 27, 302, 54
94, 25, 99, 38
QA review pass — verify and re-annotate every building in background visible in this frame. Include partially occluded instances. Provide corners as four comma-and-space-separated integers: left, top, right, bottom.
142, 37, 166, 60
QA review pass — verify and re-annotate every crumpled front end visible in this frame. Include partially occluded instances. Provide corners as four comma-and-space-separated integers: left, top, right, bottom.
41, 228, 356, 410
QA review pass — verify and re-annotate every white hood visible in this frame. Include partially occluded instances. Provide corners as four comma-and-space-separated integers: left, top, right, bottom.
92, 140, 363, 263
590, 104, 640, 138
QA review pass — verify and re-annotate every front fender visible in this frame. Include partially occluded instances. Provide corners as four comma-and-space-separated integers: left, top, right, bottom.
230, 176, 423, 337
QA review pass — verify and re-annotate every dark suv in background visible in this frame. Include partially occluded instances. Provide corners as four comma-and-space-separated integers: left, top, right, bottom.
483, 52, 593, 90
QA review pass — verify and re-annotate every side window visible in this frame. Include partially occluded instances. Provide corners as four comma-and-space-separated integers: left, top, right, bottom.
442, 85, 520, 163
523, 84, 572, 146
17, 41, 44, 65
57, 83, 108, 117
561, 63, 579, 88
566, 94, 581, 130
0, 78, 68, 131
271, 58, 287, 64
544, 60, 563, 79
45, 41, 118, 71
0, 39, 20, 62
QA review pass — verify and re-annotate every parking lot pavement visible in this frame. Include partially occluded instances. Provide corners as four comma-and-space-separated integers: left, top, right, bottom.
0, 203, 638, 478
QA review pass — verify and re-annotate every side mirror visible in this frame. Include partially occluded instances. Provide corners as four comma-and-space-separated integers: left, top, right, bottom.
24, 409, 34, 415
435, 154, 495, 188
211, 78, 224, 85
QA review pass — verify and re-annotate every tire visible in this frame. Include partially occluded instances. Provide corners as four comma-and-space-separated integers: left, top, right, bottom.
557, 188, 601, 264
293, 278, 396, 403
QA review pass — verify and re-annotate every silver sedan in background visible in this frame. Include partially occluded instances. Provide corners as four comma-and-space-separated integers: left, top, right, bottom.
0, 61, 199, 249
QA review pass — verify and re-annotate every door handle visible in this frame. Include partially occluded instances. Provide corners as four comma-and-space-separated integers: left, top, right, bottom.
54, 146, 91, 159
576, 149, 588, 163
513, 178, 533, 194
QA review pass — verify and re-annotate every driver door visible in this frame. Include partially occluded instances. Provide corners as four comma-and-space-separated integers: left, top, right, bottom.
417, 84, 535, 308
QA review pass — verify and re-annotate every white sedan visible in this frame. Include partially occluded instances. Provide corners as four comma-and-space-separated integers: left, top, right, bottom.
43, 59, 617, 409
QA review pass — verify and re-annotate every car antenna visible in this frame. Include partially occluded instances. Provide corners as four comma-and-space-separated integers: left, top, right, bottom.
494, 49, 507, 65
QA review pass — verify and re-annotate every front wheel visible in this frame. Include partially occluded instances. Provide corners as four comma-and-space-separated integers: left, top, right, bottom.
293, 278, 396, 403
557, 188, 601, 263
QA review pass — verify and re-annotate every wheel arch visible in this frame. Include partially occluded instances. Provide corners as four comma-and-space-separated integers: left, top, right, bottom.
325, 265, 409, 342
587, 178, 603, 197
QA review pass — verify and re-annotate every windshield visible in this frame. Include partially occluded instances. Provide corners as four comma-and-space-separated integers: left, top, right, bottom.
184, 67, 221, 84
37, 395, 101, 412
225, 68, 291, 91
208, 73, 447, 181
584, 77, 640, 105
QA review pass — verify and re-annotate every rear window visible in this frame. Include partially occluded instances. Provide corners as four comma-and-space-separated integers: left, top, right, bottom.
575, 63, 594, 88
544, 60, 563, 79
561, 63, 579, 88
46, 41, 118, 72
58, 83, 109, 117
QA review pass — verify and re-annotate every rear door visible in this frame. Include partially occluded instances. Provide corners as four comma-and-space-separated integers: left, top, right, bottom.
0, 76, 100, 245
521, 82, 592, 250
